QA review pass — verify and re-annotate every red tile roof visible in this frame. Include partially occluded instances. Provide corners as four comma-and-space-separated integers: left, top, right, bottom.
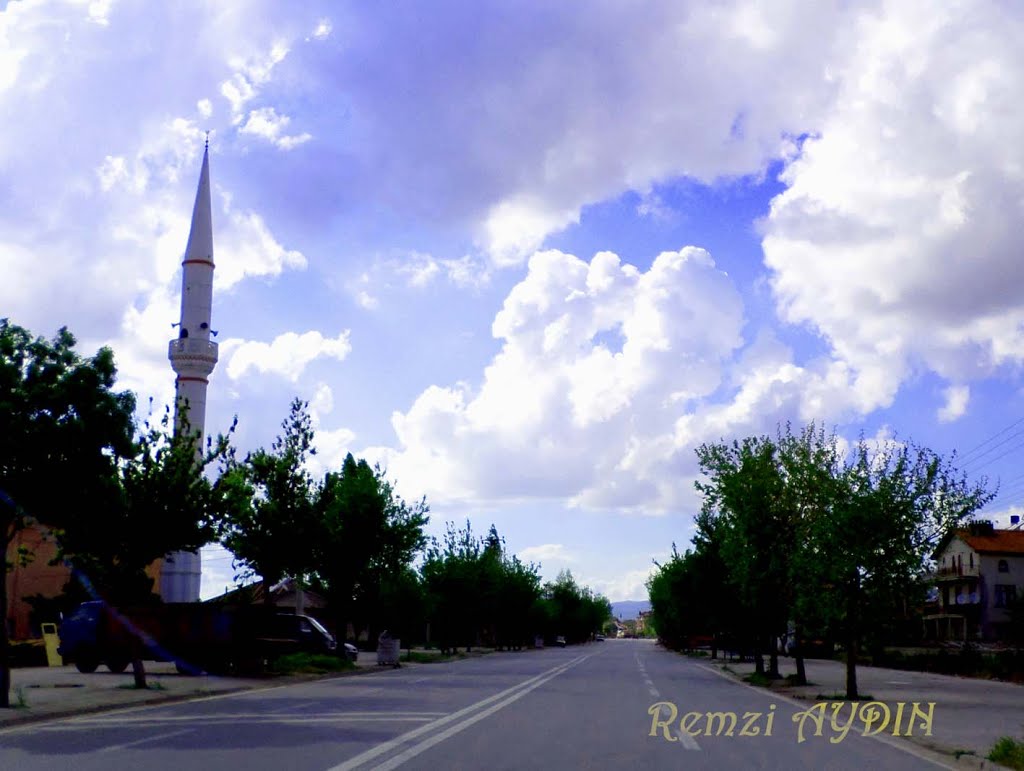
958, 529, 1024, 555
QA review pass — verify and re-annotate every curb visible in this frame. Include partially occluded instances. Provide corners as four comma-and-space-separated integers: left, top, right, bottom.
0, 648, 508, 731
702, 661, 1010, 771
0, 662, 384, 732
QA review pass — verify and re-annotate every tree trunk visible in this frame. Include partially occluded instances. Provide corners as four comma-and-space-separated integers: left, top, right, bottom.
845, 585, 859, 700
793, 621, 807, 686
845, 634, 858, 700
130, 636, 147, 688
753, 633, 765, 675
131, 657, 147, 689
0, 549, 10, 708
768, 646, 781, 679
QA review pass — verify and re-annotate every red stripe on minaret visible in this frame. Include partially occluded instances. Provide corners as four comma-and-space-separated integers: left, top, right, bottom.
182, 259, 215, 267
176, 376, 209, 384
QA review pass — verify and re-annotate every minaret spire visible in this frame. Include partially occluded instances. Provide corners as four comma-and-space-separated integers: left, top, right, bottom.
164, 143, 219, 603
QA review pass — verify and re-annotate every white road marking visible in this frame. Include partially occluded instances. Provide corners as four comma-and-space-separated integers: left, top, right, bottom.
97, 727, 193, 753
329, 655, 590, 771
367, 658, 589, 771
676, 726, 701, 751
267, 699, 317, 714
39, 712, 449, 730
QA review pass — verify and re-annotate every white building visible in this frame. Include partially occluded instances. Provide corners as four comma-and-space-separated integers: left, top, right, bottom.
163, 141, 219, 602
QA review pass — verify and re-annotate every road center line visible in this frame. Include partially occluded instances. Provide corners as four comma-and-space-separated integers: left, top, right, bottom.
676, 726, 701, 751
97, 727, 193, 753
329, 655, 589, 771
367, 656, 591, 771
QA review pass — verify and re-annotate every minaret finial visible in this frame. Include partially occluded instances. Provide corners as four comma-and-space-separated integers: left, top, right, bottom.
204, 130, 210, 151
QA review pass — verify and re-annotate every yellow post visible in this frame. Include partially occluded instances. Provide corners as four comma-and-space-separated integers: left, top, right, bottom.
41, 623, 63, 667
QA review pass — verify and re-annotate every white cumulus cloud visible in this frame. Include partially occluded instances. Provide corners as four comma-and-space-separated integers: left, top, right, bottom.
518, 544, 574, 564
938, 385, 970, 424
222, 330, 352, 382
763, 1, 1024, 411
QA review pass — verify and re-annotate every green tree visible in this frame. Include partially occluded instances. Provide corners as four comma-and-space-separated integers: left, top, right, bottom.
218, 398, 317, 605
57, 401, 236, 686
313, 454, 428, 644
540, 570, 611, 644
421, 521, 484, 653
815, 435, 993, 698
695, 435, 789, 678
0, 320, 135, 708
377, 566, 426, 654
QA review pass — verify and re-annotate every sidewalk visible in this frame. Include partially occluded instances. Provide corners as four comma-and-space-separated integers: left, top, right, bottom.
703, 654, 1024, 768
0, 653, 384, 729
0, 646, 498, 728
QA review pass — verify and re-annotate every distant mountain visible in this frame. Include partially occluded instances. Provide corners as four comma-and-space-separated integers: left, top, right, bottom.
611, 600, 651, 620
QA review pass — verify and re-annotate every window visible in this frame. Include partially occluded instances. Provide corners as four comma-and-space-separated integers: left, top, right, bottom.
999, 559, 1010, 573
995, 585, 1017, 608
970, 553, 974, 568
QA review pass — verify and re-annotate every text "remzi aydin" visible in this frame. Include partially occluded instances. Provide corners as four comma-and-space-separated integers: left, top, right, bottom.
648, 701, 936, 743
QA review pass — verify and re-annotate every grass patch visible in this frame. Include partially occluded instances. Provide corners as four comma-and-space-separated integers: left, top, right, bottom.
744, 672, 773, 687
404, 650, 445, 664
952, 748, 976, 759
814, 692, 874, 701
269, 653, 355, 675
117, 681, 167, 691
989, 737, 1024, 769
13, 686, 28, 709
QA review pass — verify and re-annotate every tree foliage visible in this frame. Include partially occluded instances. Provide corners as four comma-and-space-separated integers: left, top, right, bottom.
312, 453, 429, 642
651, 421, 995, 698
0, 320, 144, 703
217, 398, 317, 604
58, 402, 234, 606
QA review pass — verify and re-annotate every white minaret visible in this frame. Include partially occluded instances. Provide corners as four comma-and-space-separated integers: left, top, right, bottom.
163, 139, 218, 603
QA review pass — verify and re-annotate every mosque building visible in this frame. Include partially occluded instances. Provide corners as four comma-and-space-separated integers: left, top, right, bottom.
4, 144, 215, 637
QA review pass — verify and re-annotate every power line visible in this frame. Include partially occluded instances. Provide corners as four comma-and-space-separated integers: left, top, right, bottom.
959, 415, 1024, 464
962, 435, 1024, 474
961, 429, 1024, 472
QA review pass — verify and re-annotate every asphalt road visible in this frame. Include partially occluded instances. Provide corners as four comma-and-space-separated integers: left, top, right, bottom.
0, 640, 956, 770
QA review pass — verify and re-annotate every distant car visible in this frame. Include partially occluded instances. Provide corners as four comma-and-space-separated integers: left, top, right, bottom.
595, 634, 605, 641
555, 636, 566, 647
342, 642, 358, 662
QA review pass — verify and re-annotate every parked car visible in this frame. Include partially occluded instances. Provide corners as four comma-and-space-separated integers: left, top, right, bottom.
595, 634, 605, 641
555, 636, 566, 647
342, 642, 358, 662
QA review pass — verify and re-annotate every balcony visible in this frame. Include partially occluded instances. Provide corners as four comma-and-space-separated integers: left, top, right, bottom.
935, 564, 980, 581
169, 338, 218, 358
169, 338, 218, 377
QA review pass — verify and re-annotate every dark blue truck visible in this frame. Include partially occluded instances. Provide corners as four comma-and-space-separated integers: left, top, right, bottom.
58, 601, 337, 675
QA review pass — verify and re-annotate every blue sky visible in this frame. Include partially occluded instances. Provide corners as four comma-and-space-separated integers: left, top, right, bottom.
4, 0, 1024, 601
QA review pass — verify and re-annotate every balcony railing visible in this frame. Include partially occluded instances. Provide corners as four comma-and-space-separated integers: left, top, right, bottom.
936, 564, 980, 579
168, 339, 219, 360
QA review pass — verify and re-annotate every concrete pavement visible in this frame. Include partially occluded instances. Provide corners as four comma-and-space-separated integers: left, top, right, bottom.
0, 648, 456, 727
705, 653, 1023, 768
0, 641, 953, 770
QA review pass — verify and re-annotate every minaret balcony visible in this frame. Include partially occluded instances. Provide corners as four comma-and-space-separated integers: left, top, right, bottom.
168, 338, 219, 374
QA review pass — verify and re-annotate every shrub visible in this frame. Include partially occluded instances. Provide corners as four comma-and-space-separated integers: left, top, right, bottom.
989, 737, 1024, 770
